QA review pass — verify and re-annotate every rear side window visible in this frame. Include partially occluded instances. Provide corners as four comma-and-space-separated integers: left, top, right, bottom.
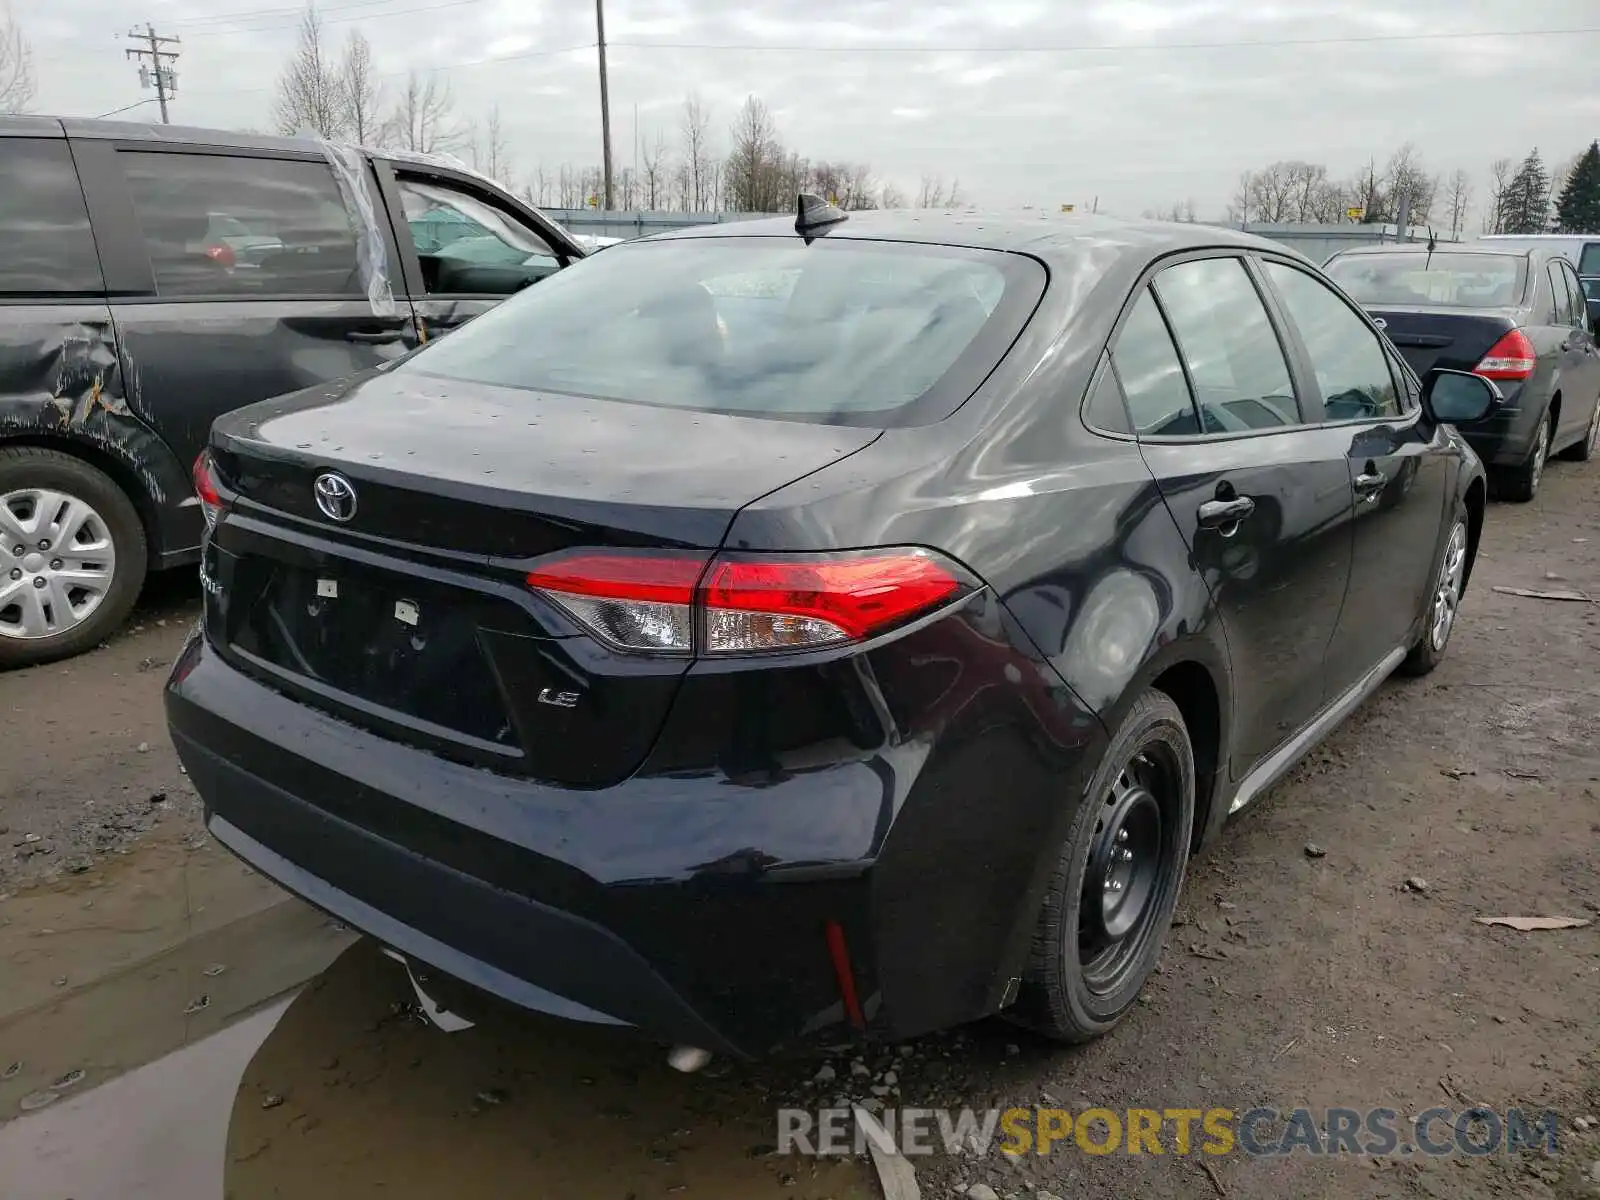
1557, 263, 1587, 328
1152, 257, 1298, 431
397, 236, 1045, 426
1548, 263, 1574, 326
1263, 261, 1400, 421
120, 152, 362, 298
1083, 354, 1132, 434
1110, 289, 1197, 436
1579, 243, 1600, 277
0, 139, 104, 295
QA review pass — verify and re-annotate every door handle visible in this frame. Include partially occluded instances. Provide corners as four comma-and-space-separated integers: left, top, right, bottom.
346, 330, 405, 344
1197, 496, 1255, 530
1353, 469, 1387, 499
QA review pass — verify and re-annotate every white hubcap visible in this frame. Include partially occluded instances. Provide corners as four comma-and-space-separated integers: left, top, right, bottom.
1430, 522, 1467, 652
0, 489, 117, 640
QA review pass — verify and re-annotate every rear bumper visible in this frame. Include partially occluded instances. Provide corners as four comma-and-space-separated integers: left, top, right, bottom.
165, 614, 1101, 1056
1459, 387, 1543, 467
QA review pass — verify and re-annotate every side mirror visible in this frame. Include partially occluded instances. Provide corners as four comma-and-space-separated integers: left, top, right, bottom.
1421, 368, 1499, 425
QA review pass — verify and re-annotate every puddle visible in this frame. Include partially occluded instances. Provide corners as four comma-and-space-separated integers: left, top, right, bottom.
226, 940, 877, 1199
0, 830, 354, 1122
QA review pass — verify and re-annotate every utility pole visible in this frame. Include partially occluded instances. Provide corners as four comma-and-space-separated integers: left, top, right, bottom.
595, 0, 614, 211
125, 24, 180, 124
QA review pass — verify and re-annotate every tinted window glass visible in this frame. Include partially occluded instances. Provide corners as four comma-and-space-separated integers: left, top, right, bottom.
1153, 257, 1298, 432
1265, 261, 1400, 421
1579, 243, 1600, 276
1325, 251, 1526, 308
1084, 355, 1132, 434
399, 237, 1042, 426
0, 140, 103, 295
398, 176, 559, 295
1110, 289, 1197, 435
1558, 263, 1586, 328
1549, 264, 1574, 325
121, 152, 361, 297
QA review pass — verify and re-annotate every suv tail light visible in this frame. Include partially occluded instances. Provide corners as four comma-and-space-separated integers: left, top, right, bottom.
526, 548, 972, 655
203, 243, 236, 268
192, 450, 223, 528
1473, 329, 1536, 381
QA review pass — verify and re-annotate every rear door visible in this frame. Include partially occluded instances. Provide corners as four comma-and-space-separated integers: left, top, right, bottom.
1259, 257, 1452, 694
1551, 258, 1600, 446
71, 138, 414, 482
1117, 253, 1355, 776
370, 160, 583, 342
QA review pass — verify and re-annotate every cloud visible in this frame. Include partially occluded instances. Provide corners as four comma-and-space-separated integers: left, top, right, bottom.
25, 0, 1599, 220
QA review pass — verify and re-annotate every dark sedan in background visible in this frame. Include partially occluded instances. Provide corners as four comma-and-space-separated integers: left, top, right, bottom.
168, 207, 1497, 1061
1324, 242, 1600, 501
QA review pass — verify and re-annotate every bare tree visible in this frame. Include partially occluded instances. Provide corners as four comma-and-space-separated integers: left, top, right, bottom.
679, 92, 714, 211
916, 174, 964, 209
1227, 172, 1254, 226
1444, 169, 1473, 239
1485, 157, 1512, 233
384, 70, 464, 155
1347, 158, 1386, 223
338, 29, 380, 144
477, 104, 511, 182
1246, 163, 1297, 223
0, 3, 35, 114
879, 181, 908, 209
724, 96, 785, 212
1384, 143, 1437, 224
273, 4, 346, 138
641, 128, 670, 210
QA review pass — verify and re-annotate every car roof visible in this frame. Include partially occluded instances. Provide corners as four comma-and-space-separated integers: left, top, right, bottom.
642, 209, 1294, 263
0, 114, 478, 175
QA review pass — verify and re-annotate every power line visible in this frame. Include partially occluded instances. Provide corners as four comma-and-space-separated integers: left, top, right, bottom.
607, 26, 1600, 53
164, 0, 447, 30
124, 25, 181, 124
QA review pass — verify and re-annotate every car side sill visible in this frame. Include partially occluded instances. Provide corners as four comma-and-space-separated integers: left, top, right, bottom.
1228, 646, 1407, 815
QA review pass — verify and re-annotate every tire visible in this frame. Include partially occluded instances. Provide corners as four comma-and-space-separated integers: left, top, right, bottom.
0, 447, 147, 669
1556, 397, 1600, 463
1496, 410, 1552, 502
1399, 502, 1469, 678
1012, 689, 1195, 1043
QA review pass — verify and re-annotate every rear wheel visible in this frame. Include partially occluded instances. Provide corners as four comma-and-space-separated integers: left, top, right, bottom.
0, 448, 146, 669
1557, 397, 1600, 463
1013, 689, 1194, 1043
1400, 504, 1468, 677
1496, 411, 1551, 502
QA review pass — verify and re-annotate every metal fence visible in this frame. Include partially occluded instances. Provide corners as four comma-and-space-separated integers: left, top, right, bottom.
546, 209, 1448, 264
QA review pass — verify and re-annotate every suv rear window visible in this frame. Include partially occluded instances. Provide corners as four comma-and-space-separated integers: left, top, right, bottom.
397, 236, 1045, 426
1324, 252, 1526, 308
0, 139, 104, 296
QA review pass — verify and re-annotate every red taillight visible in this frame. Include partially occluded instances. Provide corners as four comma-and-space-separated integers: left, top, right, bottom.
1474, 329, 1535, 381
203, 243, 236, 268
526, 547, 968, 655
192, 450, 222, 527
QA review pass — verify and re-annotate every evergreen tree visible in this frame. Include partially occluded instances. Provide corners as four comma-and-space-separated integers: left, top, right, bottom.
1501, 148, 1551, 234
1555, 141, 1600, 233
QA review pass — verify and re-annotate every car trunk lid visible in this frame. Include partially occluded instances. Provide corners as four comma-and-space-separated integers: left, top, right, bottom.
1363, 306, 1518, 377
204, 369, 879, 786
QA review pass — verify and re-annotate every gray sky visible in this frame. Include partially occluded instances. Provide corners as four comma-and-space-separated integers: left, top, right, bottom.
27, 0, 1600, 219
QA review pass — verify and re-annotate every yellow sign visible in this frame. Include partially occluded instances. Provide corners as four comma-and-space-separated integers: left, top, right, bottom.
1061, 203, 1075, 213
1347, 206, 1365, 221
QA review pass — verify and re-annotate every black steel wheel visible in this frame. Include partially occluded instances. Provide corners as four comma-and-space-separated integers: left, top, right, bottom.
1014, 688, 1195, 1042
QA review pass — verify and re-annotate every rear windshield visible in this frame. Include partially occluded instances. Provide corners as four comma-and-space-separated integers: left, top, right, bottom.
397, 235, 1045, 426
1324, 252, 1526, 308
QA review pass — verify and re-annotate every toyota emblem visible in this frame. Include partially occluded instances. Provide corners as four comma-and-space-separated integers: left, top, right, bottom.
313, 472, 358, 522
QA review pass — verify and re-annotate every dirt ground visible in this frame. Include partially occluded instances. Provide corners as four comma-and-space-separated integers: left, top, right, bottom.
1, 457, 1597, 1199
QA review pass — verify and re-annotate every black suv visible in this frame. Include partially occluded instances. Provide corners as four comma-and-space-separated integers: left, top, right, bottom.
0, 116, 584, 667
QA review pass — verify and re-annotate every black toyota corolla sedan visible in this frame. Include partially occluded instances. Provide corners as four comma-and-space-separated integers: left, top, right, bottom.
166, 203, 1495, 1060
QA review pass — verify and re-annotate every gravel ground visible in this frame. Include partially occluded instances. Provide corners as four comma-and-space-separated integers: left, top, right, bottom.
2, 456, 1597, 1199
